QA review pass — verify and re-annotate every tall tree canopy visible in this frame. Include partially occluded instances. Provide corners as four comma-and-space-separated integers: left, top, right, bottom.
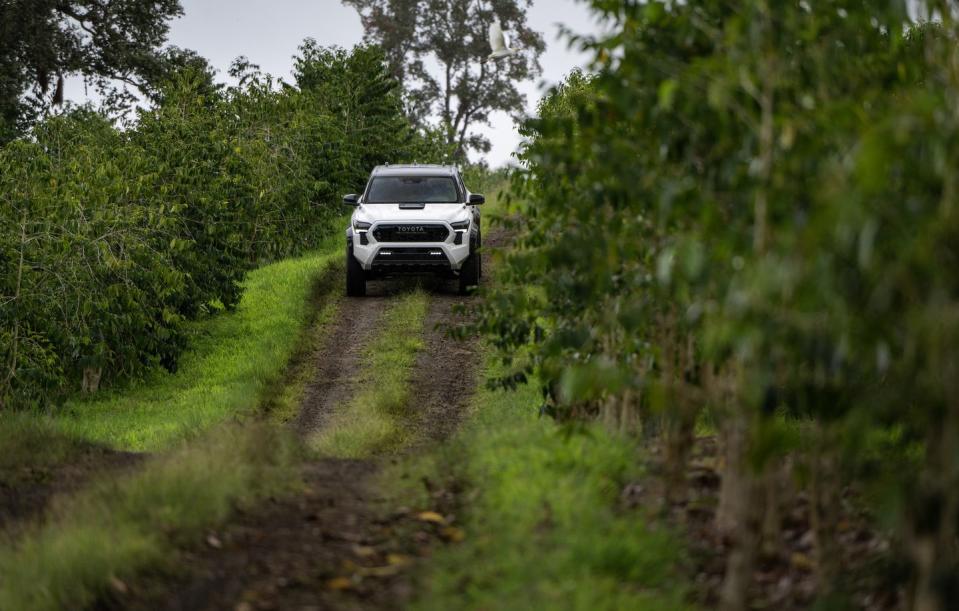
293, 40, 412, 184
343, 0, 545, 159
0, 0, 183, 142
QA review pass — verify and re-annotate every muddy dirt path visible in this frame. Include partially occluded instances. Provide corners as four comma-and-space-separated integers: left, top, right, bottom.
406, 292, 480, 447
0, 447, 143, 540
106, 272, 483, 611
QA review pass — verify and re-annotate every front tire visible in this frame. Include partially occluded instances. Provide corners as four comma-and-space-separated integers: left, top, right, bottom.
458, 247, 480, 296
346, 245, 366, 297
476, 229, 483, 279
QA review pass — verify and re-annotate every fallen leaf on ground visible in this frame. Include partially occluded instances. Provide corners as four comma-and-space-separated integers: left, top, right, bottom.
109, 576, 128, 594
326, 576, 354, 590
440, 526, 466, 542
416, 511, 446, 524
351, 545, 377, 558
387, 553, 413, 566
360, 565, 401, 578
790, 552, 814, 571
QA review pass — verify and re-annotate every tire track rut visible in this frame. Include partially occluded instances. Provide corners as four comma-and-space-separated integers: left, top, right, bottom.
294, 295, 387, 437
406, 292, 480, 447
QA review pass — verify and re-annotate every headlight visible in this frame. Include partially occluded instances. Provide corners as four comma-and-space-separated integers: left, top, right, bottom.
450, 219, 470, 231
353, 220, 372, 231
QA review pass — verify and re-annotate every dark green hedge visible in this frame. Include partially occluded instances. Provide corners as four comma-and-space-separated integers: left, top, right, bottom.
476, 1, 959, 607
0, 43, 438, 408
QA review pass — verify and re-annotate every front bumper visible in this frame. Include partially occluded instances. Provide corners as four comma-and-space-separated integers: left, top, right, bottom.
347, 222, 472, 273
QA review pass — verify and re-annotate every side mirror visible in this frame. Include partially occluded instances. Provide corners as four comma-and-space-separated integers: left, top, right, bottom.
343, 194, 360, 206
469, 193, 486, 205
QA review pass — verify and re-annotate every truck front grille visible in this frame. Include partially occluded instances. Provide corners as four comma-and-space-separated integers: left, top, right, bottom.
372, 224, 449, 243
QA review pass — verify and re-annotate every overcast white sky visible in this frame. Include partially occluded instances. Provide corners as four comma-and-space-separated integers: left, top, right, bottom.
73, 1, 606, 167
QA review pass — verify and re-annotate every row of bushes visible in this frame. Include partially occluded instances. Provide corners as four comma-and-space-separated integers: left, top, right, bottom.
0, 42, 441, 408
481, 2, 959, 609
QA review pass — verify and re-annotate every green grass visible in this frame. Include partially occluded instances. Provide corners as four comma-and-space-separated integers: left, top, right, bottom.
37, 237, 343, 452
0, 423, 300, 611
392, 361, 693, 611
259, 276, 342, 425
259, 296, 340, 424
0, 229, 345, 608
310, 290, 429, 458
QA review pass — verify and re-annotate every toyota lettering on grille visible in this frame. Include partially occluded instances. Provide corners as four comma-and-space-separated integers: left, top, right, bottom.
374, 224, 448, 243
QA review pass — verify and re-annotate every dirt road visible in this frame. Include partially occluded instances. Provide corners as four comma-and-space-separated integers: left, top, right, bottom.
104, 274, 483, 611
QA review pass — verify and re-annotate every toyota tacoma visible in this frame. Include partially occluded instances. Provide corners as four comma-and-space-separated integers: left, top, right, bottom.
342, 165, 484, 296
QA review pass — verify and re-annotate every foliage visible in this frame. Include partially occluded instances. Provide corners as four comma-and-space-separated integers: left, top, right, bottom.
293, 40, 418, 184
343, 0, 546, 158
0, 43, 441, 410
0, 111, 187, 406
45, 242, 342, 451
0, 0, 185, 141
477, 1, 959, 608
461, 161, 510, 195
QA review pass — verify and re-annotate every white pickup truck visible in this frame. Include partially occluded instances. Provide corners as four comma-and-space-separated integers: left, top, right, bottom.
342, 164, 484, 296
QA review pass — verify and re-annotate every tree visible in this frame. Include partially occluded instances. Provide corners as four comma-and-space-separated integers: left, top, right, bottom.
0, 40, 447, 407
343, 0, 545, 159
475, 0, 959, 608
293, 40, 413, 186
0, 0, 183, 142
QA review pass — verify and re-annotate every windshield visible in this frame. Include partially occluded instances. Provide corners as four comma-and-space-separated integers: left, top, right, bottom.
365, 176, 460, 203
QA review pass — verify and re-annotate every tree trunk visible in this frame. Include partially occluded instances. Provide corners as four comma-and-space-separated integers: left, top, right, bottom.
719, 450, 762, 611
665, 404, 696, 505
600, 388, 640, 435
910, 402, 959, 611
715, 381, 761, 611
809, 429, 840, 594
761, 458, 787, 558
717, 410, 749, 535
668, 333, 702, 504
753, 0, 776, 255
721, 5, 776, 601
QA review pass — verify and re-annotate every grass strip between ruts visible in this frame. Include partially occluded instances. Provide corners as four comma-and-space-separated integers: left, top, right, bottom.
309, 289, 429, 458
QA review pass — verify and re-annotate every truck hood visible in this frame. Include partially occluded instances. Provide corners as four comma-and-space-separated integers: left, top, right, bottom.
354, 203, 470, 225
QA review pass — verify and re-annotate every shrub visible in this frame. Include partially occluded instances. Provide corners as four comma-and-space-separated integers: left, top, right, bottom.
0, 43, 443, 408
477, 2, 959, 608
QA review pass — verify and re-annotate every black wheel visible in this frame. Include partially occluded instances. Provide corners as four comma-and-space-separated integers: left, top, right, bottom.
346, 245, 366, 297
476, 229, 483, 279
458, 246, 480, 296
